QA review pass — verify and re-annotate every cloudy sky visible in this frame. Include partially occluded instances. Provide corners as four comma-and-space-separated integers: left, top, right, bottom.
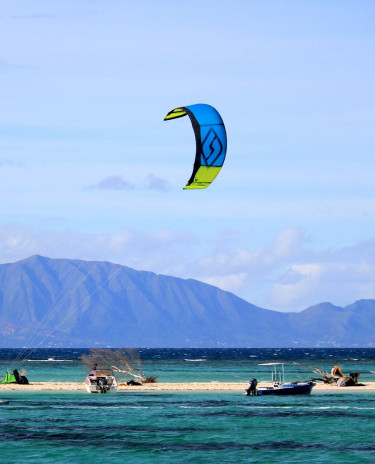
1, 1, 375, 311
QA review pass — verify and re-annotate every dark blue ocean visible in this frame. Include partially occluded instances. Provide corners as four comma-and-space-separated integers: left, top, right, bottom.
1, 348, 375, 463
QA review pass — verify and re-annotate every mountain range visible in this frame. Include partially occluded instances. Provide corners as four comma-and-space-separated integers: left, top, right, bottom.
0, 255, 374, 347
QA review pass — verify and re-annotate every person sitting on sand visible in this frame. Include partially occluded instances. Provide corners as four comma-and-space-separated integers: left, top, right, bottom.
349, 372, 360, 384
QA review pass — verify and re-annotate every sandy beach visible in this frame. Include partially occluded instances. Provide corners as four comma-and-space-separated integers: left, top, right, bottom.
1, 381, 375, 392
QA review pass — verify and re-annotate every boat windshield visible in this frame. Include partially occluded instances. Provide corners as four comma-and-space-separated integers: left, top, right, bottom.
89, 369, 114, 377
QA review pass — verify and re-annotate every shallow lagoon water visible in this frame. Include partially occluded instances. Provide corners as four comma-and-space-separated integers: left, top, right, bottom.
1, 347, 375, 383
1, 390, 375, 464
1, 349, 375, 463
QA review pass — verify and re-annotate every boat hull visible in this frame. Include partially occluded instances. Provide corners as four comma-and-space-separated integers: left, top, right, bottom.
257, 382, 314, 396
85, 383, 118, 394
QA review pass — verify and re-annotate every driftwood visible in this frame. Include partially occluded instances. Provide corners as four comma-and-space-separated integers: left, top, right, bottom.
81, 348, 157, 383
293, 361, 335, 383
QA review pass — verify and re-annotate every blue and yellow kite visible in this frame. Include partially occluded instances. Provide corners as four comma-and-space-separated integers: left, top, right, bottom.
164, 103, 227, 189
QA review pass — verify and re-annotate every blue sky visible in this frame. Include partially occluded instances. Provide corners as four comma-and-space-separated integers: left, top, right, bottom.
1, 0, 375, 311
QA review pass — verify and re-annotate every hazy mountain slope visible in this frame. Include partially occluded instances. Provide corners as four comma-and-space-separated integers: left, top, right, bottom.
0, 255, 286, 347
286, 300, 375, 346
0, 255, 374, 347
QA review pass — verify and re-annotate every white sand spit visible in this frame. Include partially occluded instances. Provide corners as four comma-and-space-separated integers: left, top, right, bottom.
1, 381, 375, 393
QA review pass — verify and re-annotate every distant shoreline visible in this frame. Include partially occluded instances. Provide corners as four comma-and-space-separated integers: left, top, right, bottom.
1, 381, 375, 393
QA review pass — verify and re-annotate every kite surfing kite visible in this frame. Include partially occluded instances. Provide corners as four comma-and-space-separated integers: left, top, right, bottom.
164, 103, 227, 189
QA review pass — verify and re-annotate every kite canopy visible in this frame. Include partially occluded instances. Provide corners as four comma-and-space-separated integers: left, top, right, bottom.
1, 371, 17, 384
1, 369, 28, 384
164, 103, 227, 189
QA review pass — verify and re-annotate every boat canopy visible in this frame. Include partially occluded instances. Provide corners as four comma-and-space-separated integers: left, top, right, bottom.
88, 369, 114, 377
258, 363, 286, 366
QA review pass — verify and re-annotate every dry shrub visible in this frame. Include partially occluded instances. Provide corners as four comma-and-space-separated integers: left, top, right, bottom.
81, 348, 157, 383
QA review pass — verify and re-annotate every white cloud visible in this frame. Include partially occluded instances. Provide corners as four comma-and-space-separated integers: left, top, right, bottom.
0, 224, 194, 276
201, 273, 248, 296
84, 174, 170, 192
87, 176, 135, 190
271, 256, 375, 310
181, 230, 375, 311
145, 174, 170, 193
193, 228, 304, 280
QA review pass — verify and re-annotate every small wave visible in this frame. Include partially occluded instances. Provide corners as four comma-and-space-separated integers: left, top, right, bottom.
26, 359, 73, 362
184, 359, 207, 362
314, 406, 350, 410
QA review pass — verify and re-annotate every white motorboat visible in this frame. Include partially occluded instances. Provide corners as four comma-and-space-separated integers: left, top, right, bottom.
84, 368, 118, 394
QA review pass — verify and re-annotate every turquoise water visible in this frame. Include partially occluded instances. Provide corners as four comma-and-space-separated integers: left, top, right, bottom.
1, 349, 375, 463
1, 347, 375, 383
1, 391, 375, 464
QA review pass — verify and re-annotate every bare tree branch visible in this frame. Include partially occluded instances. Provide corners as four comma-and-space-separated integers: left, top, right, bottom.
293, 361, 334, 383
81, 348, 157, 383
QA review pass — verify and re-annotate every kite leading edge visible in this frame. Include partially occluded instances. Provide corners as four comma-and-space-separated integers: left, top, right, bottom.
164, 103, 227, 189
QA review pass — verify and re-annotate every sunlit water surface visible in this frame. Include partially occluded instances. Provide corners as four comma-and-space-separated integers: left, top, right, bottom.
1, 348, 375, 463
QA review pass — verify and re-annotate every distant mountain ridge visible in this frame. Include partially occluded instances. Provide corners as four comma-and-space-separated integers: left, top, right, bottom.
0, 255, 374, 347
